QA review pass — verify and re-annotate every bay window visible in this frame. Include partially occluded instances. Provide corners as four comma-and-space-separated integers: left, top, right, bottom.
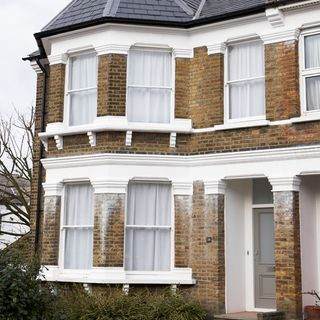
127, 48, 173, 124
125, 181, 172, 271
301, 32, 320, 112
67, 52, 97, 126
62, 183, 94, 269
226, 39, 265, 121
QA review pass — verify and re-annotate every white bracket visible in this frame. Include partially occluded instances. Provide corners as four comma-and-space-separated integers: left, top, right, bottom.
87, 131, 96, 147
54, 135, 63, 150
41, 138, 48, 152
126, 131, 133, 146
171, 284, 178, 294
170, 132, 177, 148
83, 283, 92, 293
266, 8, 284, 28
123, 284, 130, 296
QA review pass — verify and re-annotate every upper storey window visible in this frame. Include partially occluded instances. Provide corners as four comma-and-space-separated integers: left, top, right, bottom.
127, 48, 173, 124
67, 52, 97, 126
301, 32, 320, 112
226, 39, 265, 121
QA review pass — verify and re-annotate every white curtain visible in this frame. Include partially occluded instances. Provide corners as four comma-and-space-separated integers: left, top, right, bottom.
127, 50, 172, 123
305, 34, 320, 69
228, 40, 265, 119
64, 184, 93, 269
69, 53, 97, 126
125, 182, 171, 271
306, 76, 320, 110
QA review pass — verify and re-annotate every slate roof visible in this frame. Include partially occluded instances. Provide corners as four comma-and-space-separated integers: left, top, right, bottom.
40, 0, 298, 35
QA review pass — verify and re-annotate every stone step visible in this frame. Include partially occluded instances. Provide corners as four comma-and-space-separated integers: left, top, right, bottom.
214, 311, 285, 320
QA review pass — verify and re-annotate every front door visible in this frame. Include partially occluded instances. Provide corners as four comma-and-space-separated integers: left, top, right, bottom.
254, 208, 276, 309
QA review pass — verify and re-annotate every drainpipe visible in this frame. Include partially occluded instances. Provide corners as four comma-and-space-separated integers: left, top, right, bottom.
34, 58, 48, 253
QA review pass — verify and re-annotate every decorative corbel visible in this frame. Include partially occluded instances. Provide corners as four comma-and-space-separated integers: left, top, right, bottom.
170, 132, 177, 148
54, 135, 63, 150
87, 131, 96, 147
126, 131, 133, 146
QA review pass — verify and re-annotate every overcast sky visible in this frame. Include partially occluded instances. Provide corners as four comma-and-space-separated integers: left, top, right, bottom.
0, 0, 71, 118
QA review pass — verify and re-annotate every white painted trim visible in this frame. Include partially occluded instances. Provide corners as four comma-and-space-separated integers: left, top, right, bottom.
269, 176, 301, 192
95, 44, 130, 55
172, 48, 194, 58
204, 180, 226, 195
30, 61, 43, 74
41, 145, 320, 169
172, 182, 193, 195
43, 182, 64, 196
91, 180, 128, 194
48, 53, 68, 65
207, 43, 226, 55
266, 8, 284, 28
42, 266, 195, 284
260, 28, 300, 44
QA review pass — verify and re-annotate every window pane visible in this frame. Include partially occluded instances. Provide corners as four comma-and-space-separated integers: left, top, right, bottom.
252, 178, 273, 205
64, 184, 93, 269
305, 34, 320, 69
125, 182, 172, 271
306, 76, 320, 111
125, 228, 171, 271
64, 184, 93, 226
126, 182, 171, 226
69, 90, 97, 126
259, 213, 275, 264
128, 50, 172, 87
127, 87, 171, 123
229, 78, 265, 119
70, 53, 97, 90
64, 228, 93, 269
228, 40, 264, 81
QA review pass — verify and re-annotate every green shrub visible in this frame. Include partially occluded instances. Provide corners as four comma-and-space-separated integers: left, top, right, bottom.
0, 245, 53, 320
51, 286, 207, 320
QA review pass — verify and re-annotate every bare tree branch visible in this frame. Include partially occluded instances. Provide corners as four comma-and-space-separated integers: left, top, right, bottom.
0, 107, 34, 239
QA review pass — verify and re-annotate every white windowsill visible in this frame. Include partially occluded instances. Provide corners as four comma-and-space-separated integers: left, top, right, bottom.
42, 266, 196, 285
291, 112, 320, 123
214, 119, 270, 131
39, 116, 192, 140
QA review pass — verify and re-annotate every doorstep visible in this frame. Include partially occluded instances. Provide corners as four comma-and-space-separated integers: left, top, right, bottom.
214, 311, 285, 320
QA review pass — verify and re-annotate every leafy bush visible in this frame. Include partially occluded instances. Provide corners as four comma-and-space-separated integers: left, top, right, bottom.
51, 286, 207, 320
0, 245, 53, 320
0, 246, 206, 319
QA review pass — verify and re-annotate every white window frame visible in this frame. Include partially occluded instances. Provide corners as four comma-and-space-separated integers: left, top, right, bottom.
300, 28, 320, 115
125, 46, 176, 125
224, 37, 266, 124
123, 179, 175, 274
59, 181, 94, 270
63, 50, 98, 127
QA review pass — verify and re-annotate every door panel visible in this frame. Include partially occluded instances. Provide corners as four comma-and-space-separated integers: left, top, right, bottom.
254, 209, 276, 309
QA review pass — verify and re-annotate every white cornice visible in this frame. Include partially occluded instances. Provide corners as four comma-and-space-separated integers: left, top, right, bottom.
173, 48, 194, 58
269, 176, 301, 192
91, 180, 128, 194
95, 44, 130, 55
172, 182, 193, 196
41, 145, 320, 170
207, 43, 226, 55
204, 180, 226, 195
43, 182, 63, 196
260, 28, 300, 44
48, 53, 68, 65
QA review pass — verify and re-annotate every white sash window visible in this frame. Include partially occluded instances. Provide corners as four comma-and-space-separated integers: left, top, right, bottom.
127, 49, 173, 124
125, 181, 172, 271
226, 39, 265, 121
62, 183, 94, 269
67, 52, 97, 126
302, 32, 320, 112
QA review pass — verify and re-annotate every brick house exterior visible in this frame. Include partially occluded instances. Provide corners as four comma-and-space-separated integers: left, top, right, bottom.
25, 0, 320, 319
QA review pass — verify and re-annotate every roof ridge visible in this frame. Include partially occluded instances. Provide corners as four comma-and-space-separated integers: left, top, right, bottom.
103, 0, 121, 17
173, 0, 194, 15
41, 0, 79, 31
193, 0, 206, 19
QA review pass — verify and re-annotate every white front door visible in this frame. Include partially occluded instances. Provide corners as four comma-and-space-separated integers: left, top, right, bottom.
253, 208, 276, 309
